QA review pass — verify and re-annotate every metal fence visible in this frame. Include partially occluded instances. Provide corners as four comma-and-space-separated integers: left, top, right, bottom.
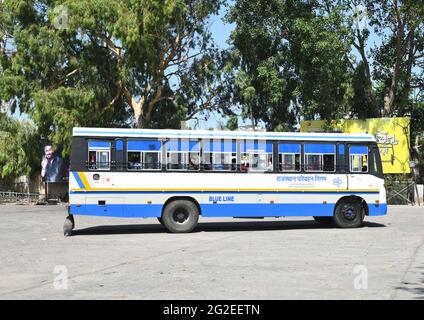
0, 191, 41, 204
385, 181, 416, 205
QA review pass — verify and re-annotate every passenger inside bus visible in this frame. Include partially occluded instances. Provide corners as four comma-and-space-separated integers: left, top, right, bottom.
188, 153, 200, 171
267, 158, 273, 171
240, 154, 249, 172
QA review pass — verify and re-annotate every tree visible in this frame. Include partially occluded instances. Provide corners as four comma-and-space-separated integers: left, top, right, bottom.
226, 0, 353, 130
0, 0, 225, 159
367, 0, 424, 116
343, 0, 424, 117
0, 113, 39, 179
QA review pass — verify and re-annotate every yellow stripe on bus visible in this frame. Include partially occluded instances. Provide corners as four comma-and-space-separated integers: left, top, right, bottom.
77, 172, 91, 190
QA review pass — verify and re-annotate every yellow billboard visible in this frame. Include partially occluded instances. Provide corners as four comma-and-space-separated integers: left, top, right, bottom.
300, 117, 411, 174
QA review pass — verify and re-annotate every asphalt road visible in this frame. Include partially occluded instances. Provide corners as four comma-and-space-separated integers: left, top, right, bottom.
0, 204, 423, 300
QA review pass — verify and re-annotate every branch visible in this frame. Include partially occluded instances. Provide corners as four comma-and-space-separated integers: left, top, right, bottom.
93, 31, 122, 57
168, 51, 203, 67
48, 68, 80, 90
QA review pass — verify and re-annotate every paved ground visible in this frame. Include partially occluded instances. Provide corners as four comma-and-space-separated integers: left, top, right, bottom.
0, 204, 423, 300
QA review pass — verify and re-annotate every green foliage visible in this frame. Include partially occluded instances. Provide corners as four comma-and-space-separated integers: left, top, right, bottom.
0, 113, 39, 179
0, 0, 224, 165
226, 0, 353, 130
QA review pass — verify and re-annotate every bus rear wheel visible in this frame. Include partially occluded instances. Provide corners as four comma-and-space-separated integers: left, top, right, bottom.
313, 216, 334, 225
333, 199, 364, 228
162, 200, 199, 233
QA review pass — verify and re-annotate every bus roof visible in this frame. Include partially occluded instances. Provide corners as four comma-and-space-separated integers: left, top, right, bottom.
72, 127, 376, 142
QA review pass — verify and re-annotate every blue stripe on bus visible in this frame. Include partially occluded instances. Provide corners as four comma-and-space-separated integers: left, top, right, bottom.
349, 145, 368, 155
278, 143, 301, 153
304, 144, 335, 154
69, 203, 387, 218
72, 172, 85, 189
69, 190, 379, 195
240, 141, 273, 153
74, 129, 374, 140
88, 141, 111, 148
128, 140, 161, 151
166, 140, 200, 152
204, 141, 236, 153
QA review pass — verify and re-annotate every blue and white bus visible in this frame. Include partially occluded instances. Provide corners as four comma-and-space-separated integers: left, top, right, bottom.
65, 127, 387, 234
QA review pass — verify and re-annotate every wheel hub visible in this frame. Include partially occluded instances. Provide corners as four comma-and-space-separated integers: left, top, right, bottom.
173, 208, 189, 224
342, 205, 357, 221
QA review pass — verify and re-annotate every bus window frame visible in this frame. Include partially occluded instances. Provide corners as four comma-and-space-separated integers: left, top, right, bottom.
370, 144, 384, 178
348, 144, 370, 174
126, 139, 162, 171
278, 143, 301, 172
87, 140, 112, 171
203, 139, 237, 172
165, 139, 200, 172
303, 143, 336, 173
238, 140, 273, 173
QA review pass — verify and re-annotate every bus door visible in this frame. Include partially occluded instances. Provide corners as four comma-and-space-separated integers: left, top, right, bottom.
347, 144, 371, 190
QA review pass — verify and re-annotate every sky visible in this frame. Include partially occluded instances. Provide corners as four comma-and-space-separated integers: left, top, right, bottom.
188, 5, 237, 130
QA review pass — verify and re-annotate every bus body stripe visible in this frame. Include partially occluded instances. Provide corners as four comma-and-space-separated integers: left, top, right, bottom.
77, 172, 91, 190
72, 172, 85, 189
69, 203, 387, 217
69, 189, 379, 194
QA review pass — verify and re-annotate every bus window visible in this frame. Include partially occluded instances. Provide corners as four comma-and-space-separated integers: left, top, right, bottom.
127, 140, 161, 170
203, 140, 236, 171
278, 143, 301, 172
371, 146, 383, 177
304, 144, 335, 172
88, 141, 111, 170
240, 140, 273, 172
349, 145, 368, 173
166, 139, 200, 171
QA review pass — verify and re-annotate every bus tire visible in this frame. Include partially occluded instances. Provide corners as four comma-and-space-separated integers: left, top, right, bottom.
63, 215, 74, 237
333, 199, 364, 228
162, 200, 199, 233
157, 217, 164, 225
313, 216, 333, 225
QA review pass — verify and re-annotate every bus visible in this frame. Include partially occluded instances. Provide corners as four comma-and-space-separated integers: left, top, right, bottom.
65, 127, 387, 235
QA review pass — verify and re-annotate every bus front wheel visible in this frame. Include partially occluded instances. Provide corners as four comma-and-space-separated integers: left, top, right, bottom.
162, 200, 199, 233
63, 215, 75, 237
333, 200, 364, 228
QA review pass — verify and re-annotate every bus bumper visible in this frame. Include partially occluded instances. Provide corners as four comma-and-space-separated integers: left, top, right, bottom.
368, 203, 387, 216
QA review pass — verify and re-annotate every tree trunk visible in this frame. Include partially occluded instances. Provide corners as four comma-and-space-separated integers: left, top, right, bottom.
355, 30, 378, 117
401, 29, 415, 105
383, 1, 405, 116
130, 95, 144, 129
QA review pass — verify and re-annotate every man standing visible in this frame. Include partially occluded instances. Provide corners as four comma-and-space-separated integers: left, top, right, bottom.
41, 145, 64, 182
